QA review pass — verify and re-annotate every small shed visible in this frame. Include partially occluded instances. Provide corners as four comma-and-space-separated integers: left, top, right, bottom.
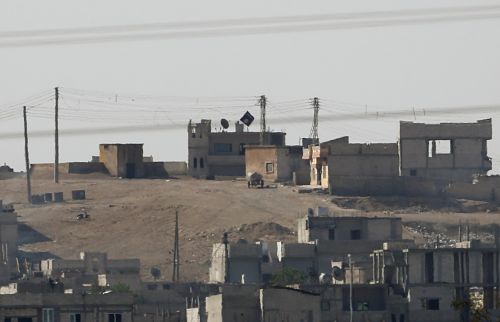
99, 143, 144, 178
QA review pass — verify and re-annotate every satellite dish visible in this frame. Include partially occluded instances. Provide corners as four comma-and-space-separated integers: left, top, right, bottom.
221, 118, 229, 129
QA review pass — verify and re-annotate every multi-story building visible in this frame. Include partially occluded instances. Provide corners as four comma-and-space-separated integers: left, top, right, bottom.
187, 120, 286, 178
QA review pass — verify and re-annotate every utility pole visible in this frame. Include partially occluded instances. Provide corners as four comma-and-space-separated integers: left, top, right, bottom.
172, 209, 180, 282
310, 97, 319, 143
348, 253, 353, 322
54, 87, 59, 183
23, 106, 32, 203
223, 232, 229, 283
259, 95, 266, 145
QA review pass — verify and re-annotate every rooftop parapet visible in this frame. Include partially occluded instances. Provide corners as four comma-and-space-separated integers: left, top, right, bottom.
400, 118, 492, 139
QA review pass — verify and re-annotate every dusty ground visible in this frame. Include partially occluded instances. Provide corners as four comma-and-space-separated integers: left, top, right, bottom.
1, 176, 499, 282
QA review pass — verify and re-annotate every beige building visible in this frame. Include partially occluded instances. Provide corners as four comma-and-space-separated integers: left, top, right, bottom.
245, 145, 310, 184
188, 120, 286, 178
400, 119, 492, 182
303, 136, 349, 188
99, 143, 144, 178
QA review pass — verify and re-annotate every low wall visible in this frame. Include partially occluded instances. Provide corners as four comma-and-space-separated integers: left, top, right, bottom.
143, 161, 187, 178
330, 174, 499, 202
0, 172, 24, 180
330, 176, 400, 196
31, 162, 108, 178
68, 162, 108, 174
446, 181, 499, 202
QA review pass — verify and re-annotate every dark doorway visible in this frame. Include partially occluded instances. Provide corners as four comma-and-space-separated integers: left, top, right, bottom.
18, 318, 33, 322
126, 163, 136, 178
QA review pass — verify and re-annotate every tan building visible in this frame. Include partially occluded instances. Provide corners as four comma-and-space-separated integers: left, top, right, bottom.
245, 145, 310, 185
303, 136, 349, 188
188, 120, 286, 178
99, 143, 144, 178
400, 119, 492, 182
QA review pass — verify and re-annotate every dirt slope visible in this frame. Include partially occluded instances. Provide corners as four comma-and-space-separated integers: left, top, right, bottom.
1, 176, 498, 282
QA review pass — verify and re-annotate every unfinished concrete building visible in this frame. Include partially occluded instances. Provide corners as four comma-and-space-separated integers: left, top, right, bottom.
209, 208, 410, 286
0, 201, 18, 283
297, 209, 402, 243
188, 120, 286, 178
41, 252, 141, 291
372, 240, 500, 322
400, 119, 492, 182
245, 145, 310, 184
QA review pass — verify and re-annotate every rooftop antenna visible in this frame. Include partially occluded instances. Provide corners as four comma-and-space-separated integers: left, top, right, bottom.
172, 209, 180, 282
310, 97, 319, 143
259, 95, 266, 145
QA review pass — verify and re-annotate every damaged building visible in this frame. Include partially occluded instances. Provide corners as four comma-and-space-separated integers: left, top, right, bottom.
400, 119, 492, 182
187, 119, 286, 178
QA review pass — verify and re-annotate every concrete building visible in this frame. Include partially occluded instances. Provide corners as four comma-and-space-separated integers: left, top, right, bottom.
297, 210, 403, 243
372, 240, 500, 322
245, 145, 310, 184
188, 119, 286, 178
302, 136, 349, 188
0, 293, 134, 322
41, 252, 141, 292
99, 143, 144, 178
0, 201, 18, 283
205, 285, 260, 322
209, 242, 265, 284
327, 141, 400, 196
400, 119, 492, 182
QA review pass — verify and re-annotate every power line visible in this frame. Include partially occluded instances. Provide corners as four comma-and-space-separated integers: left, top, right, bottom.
2, 4, 500, 40
1, 103, 498, 139
1, 8, 500, 48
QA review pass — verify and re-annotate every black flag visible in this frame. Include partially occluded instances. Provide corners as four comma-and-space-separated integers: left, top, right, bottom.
240, 111, 255, 127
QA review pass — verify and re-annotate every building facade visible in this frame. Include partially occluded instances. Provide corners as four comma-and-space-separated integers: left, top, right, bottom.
188, 120, 286, 178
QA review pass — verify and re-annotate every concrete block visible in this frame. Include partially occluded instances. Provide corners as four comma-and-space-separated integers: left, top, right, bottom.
72, 190, 86, 200
54, 192, 64, 202
44, 193, 53, 203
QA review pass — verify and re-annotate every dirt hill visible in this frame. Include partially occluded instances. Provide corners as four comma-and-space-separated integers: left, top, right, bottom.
1, 176, 498, 282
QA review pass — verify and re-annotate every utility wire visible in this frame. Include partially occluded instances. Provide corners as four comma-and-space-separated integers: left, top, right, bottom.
1, 9, 500, 48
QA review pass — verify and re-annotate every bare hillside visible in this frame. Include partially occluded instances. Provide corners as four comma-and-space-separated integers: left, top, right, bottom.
1, 176, 498, 281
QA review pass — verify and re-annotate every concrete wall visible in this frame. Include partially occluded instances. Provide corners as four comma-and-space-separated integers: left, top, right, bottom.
327, 142, 399, 196
408, 286, 459, 322
31, 162, 109, 178
205, 285, 260, 322
143, 161, 187, 178
209, 243, 262, 284
260, 288, 321, 322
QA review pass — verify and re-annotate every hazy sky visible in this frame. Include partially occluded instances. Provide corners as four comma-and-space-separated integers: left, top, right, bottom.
1, 0, 499, 172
